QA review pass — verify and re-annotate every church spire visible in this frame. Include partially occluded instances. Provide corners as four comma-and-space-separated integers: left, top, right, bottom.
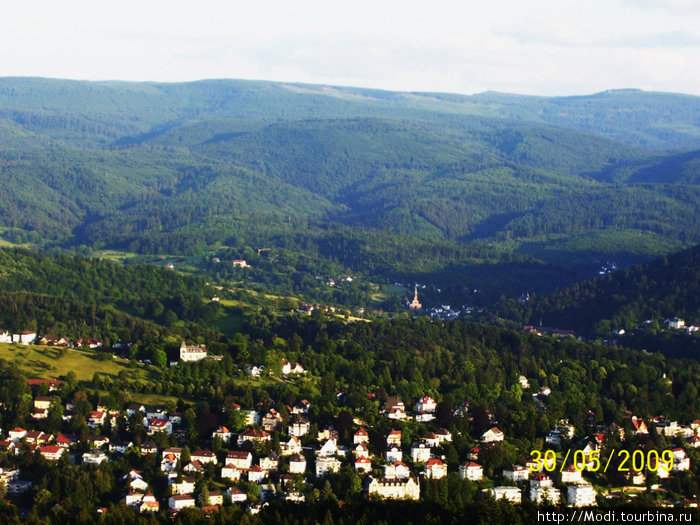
409, 285, 422, 310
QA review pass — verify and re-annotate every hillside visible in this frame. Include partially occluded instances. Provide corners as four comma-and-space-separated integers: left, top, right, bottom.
1, 78, 700, 301
493, 243, 700, 337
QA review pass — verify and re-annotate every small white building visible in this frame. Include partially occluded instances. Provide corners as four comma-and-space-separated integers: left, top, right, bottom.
410, 443, 432, 463
460, 462, 483, 482
567, 483, 597, 507
168, 494, 195, 511
482, 427, 504, 443
315, 456, 341, 477
179, 343, 207, 362
490, 486, 522, 504
504, 465, 530, 483
531, 486, 561, 505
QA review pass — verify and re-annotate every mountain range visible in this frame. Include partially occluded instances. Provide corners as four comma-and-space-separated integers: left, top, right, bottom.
1, 77, 699, 300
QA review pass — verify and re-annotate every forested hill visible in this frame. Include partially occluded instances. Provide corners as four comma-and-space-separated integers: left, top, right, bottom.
0, 248, 218, 339
493, 243, 700, 337
1, 78, 700, 301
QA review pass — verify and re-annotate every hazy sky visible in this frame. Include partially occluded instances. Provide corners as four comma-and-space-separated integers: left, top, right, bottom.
2, 0, 699, 96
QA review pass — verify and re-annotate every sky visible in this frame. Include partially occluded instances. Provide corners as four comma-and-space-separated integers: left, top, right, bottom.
1, 0, 700, 97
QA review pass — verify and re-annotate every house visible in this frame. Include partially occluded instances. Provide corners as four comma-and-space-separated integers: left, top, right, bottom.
410, 443, 432, 463
139, 494, 159, 514
567, 484, 596, 507
233, 259, 248, 268
226, 450, 253, 470
630, 416, 649, 435
24, 430, 51, 445
317, 439, 339, 458
259, 452, 279, 472
140, 441, 158, 455
221, 464, 243, 481
262, 409, 283, 431
125, 491, 145, 507
190, 449, 217, 465
129, 477, 149, 492
421, 431, 440, 448
315, 456, 341, 477
179, 343, 207, 362
169, 494, 196, 511
226, 487, 247, 503
170, 476, 196, 495
490, 486, 522, 504
280, 436, 302, 456
355, 456, 372, 473
160, 454, 178, 472
33, 396, 53, 411
8, 428, 27, 442
13, 331, 36, 345
530, 473, 553, 489
666, 317, 685, 329
366, 476, 420, 500
415, 396, 437, 413
288, 417, 311, 437
88, 411, 107, 428
109, 440, 134, 454
385, 446, 403, 463
237, 428, 270, 445
482, 427, 504, 443
435, 428, 452, 443
531, 486, 561, 505
354, 443, 370, 459
560, 464, 583, 484
385, 398, 407, 420
504, 465, 530, 483
386, 430, 402, 447
207, 491, 224, 506
281, 359, 305, 375
0, 331, 11, 343
55, 433, 78, 448
248, 465, 266, 483
289, 454, 307, 474
39, 445, 64, 461
246, 364, 264, 377
87, 435, 110, 448
183, 460, 205, 475
460, 462, 483, 482
292, 400, 311, 415
82, 450, 108, 465
212, 426, 232, 444
384, 461, 410, 480
424, 458, 447, 479
353, 428, 369, 445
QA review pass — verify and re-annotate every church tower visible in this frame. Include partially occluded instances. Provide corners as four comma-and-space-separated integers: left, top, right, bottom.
409, 285, 422, 310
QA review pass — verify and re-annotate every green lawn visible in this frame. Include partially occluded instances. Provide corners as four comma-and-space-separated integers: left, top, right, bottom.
0, 343, 149, 383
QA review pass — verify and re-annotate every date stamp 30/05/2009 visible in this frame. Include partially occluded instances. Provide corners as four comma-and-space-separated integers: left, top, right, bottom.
529, 448, 675, 474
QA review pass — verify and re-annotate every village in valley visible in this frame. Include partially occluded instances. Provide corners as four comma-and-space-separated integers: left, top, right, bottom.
0, 333, 697, 519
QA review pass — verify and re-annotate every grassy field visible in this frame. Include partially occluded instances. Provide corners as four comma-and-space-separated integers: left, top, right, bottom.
0, 343, 150, 383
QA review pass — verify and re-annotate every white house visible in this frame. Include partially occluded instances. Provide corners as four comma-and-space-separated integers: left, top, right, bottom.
226, 450, 253, 470
460, 462, 483, 482
424, 458, 447, 479
504, 465, 530, 483
315, 456, 341, 477
289, 454, 307, 474
531, 486, 561, 505
482, 427, 504, 443
385, 446, 403, 463
567, 484, 597, 507
410, 443, 432, 463
490, 486, 522, 504
367, 476, 420, 500
169, 494, 196, 511
179, 343, 207, 362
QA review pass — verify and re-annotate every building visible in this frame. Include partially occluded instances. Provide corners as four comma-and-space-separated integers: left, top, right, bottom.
567, 484, 597, 507
367, 476, 420, 500
168, 494, 196, 511
482, 427, 504, 443
408, 286, 422, 310
460, 462, 483, 482
504, 465, 530, 483
179, 343, 207, 362
424, 458, 447, 479
531, 486, 561, 505
490, 486, 522, 504
315, 456, 341, 477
